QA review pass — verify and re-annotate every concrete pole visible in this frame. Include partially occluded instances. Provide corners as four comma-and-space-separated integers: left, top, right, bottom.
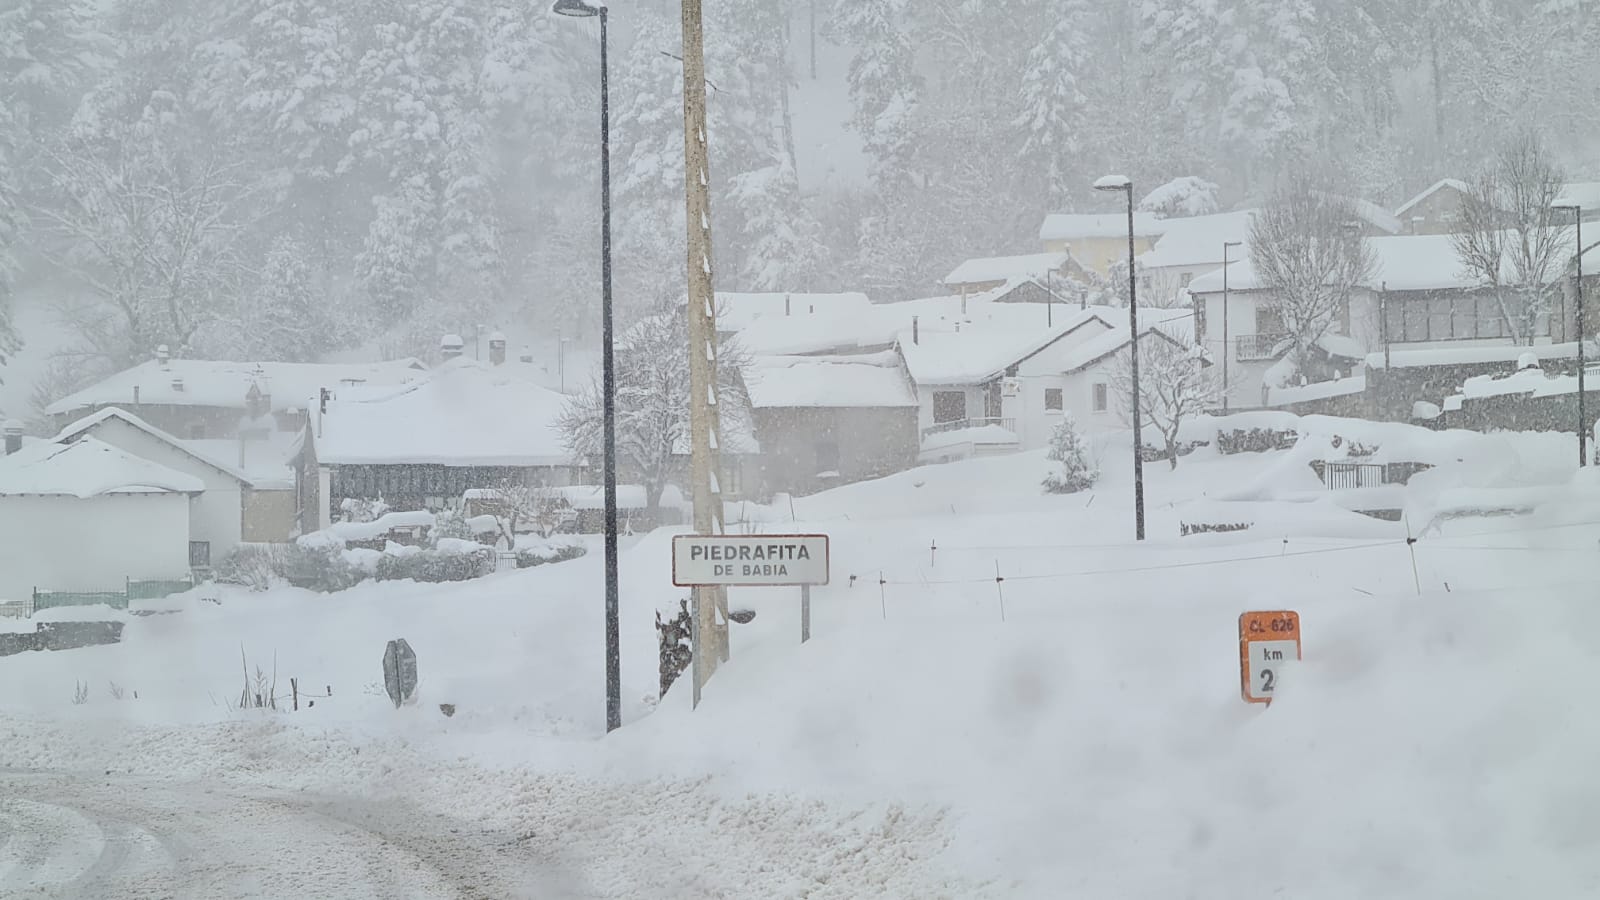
682, 0, 730, 706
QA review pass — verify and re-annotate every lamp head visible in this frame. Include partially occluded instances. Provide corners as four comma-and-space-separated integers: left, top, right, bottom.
552, 0, 601, 17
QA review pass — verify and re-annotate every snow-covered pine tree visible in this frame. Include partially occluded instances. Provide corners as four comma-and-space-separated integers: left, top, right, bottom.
1015, 0, 1090, 205
730, 154, 830, 291
1042, 414, 1097, 494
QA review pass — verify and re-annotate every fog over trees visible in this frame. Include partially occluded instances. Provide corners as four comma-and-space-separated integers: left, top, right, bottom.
0, 0, 1596, 403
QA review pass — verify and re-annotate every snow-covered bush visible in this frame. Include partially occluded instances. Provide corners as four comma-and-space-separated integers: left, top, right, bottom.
375, 548, 496, 583
427, 508, 474, 547
1216, 427, 1300, 455
339, 497, 390, 523
514, 541, 587, 569
215, 543, 365, 593
1138, 176, 1220, 219
1042, 415, 1098, 494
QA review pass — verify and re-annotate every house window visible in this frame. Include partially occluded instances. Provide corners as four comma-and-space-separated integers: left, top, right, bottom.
932, 391, 966, 424
1255, 306, 1285, 334
815, 442, 840, 474
1092, 383, 1108, 413
189, 541, 211, 568
1044, 388, 1063, 412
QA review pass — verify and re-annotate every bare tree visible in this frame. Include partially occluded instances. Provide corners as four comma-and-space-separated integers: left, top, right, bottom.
1450, 130, 1570, 345
1248, 176, 1377, 382
558, 301, 750, 518
1107, 331, 1218, 470
38, 139, 257, 370
489, 477, 570, 549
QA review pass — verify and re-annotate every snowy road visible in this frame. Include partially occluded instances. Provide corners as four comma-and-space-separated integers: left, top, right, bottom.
0, 770, 590, 899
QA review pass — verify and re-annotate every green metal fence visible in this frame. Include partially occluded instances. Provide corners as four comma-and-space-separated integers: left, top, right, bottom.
30, 577, 193, 613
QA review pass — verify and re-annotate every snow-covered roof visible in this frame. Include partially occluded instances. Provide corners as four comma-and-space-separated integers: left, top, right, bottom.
736, 283, 1048, 357
1266, 376, 1367, 406
1458, 362, 1600, 400
898, 307, 1113, 386
53, 407, 252, 485
313, 358, 571, 467
746, 355, 917, 409
1039, 212, 1167, 242
1312, 191, 1403, 235
942, 253, 1069, 287
1393, 179, 1470, 219
0, 435, 205, 498
1554, 182, 1600, 212
46, 358, 427, 417
1056, 315, 1199, 375
183, 434, 301, 490
1365, 340, 1593, 370
713, 292, 872, 333
1189, 229, 1600, 295
1139, 210, 1257, 270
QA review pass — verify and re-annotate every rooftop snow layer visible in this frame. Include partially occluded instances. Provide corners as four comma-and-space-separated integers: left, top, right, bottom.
942, 252, 1069, 286
1189, 228, 1600, 295
53, 406, 253, 485
0, 435, 205, 497
46, 358, 426, 417
1393, 178, 1470, 218
897, 307, 1112, 385
746, 356, 917, 408
1139, 210, 1257, 270
713, 292, 872, 333
314, 359, 570, 467
1039, 211, 1167, 241
736, 285, 1052, 357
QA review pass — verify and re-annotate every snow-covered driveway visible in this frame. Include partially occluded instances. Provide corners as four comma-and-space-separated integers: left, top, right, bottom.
1, 769, 575, 899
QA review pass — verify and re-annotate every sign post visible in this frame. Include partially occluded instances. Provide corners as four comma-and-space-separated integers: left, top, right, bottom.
382, 638, 418, 709
673, 534, 829, 647
1239, 611, 1300, 704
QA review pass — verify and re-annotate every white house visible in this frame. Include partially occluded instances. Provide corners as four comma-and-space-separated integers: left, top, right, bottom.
1187, 229, 1600, 410
896, 303, 1199, 461
1137, 209, 1257, 296
0, 436, 202, 602
54, 407, 260, 563
304, 358, 576, 531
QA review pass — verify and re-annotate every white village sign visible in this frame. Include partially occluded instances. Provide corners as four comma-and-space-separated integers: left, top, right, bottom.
672, 534, 830, 587
672, 534, 831, 645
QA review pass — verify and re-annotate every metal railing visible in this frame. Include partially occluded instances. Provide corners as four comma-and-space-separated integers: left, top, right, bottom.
1318, 461, 1387, 490
1235, 333, 1289, 361
921, 417, 1017, 440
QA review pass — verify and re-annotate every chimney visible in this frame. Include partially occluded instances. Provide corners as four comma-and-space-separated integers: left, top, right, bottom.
156, 344, 170, 369
912, 316, 919, 345
133, 385, 141, 406
171, 376, 185, 393
320, 387, 330, 415
519, 345, 534, 364
3, 420, 22, 456
440, 333, 465, 361
488, 331, 507, 366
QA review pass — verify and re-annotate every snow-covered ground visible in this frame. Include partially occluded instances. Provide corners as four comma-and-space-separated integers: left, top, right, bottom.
2, 422, 1598, 897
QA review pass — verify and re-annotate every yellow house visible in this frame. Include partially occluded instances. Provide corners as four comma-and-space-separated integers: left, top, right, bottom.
1038, 212, 1167, 277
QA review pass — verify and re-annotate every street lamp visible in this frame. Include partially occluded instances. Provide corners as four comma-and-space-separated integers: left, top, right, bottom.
1094, 174, 1144, 541
552, 0, 621, 731
1554, 202, 1587, 466
1221, 241, 1242, 412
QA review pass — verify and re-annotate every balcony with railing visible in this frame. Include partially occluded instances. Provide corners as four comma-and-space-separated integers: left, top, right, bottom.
920, 417, 1017, 441
1235, 333, 1290, 361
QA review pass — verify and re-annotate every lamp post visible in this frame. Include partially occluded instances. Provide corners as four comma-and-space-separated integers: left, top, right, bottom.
1221, 241, 1242, 412
552, 0, 621, 732
1094, 174, 1144, 541
1554, 203, 1587, 466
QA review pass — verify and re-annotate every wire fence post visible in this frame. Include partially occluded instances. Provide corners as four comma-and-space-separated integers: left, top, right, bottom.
994, 560, 1007, 622
878, 571, 887, 620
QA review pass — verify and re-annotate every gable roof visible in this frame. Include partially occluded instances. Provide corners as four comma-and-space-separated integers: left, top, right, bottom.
943, 252, 1069, 287
897, 307, 1115, 386
0, 436, 205, 498
746, 354, 918, 409
1139, 209, 1258, 270
313, 358, 571, 467
1040, 212, 1168, 242
713, 292, 872, 333
54, 407, 252, 485
1394, 179, 1471, 219
46, 358, 428, 418
1059, 320, 1200, 375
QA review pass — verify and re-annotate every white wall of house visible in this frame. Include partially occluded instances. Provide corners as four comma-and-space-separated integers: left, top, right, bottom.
317, 467, 333, 532
0, 493, 193, 602
76, 417, 245, 560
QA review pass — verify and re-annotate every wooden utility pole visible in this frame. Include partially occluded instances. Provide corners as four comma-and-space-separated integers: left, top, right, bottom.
682, 0, 730, 707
